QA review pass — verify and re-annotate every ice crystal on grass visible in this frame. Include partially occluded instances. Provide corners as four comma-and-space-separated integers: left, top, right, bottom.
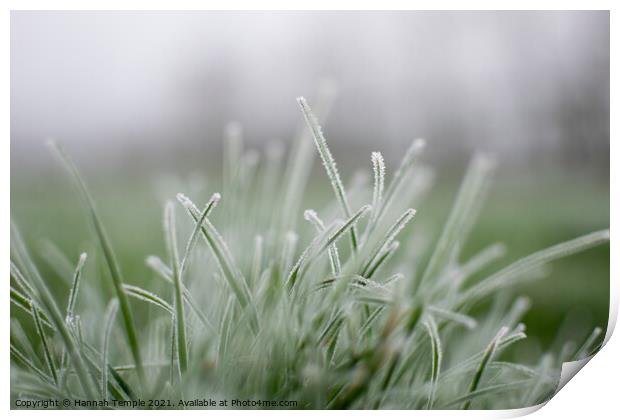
10, 98, 609, 410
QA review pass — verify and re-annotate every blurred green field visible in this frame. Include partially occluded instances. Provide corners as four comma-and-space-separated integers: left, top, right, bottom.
11, 166, 609, 357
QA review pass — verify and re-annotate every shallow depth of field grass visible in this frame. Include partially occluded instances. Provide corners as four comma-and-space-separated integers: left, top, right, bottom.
10, 97, 609, 409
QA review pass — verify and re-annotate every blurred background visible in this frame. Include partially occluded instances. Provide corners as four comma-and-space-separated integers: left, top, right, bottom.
11, 11, 609, 352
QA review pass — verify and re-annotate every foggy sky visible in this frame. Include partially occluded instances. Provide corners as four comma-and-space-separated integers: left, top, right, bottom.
11, 11, 609, 173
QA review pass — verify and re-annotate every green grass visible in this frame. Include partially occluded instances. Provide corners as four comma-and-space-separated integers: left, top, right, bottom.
10, 98, 609, 409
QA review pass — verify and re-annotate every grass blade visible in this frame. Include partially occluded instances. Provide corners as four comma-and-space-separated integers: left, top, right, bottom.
37, 239, 75, 283
361, 208, 416, 277
364, 241, 399, 279
444, 243, 506, 290
123, 284, 174, 315
10, 344, 53, 384
374, 138, 425, 227
460, 230, 610, 305
363, 151, 386, 243
218, 297, 235, 363
289, 205, 370, 290
250, 235, 264, 290
522, 354, 555, 406
169, 315, 179, 385
48, 141, 144, 381
146, 255, 173, 280
320, 205, 371, 255
11, 222, 98, 398
146, 256, 213, 330
10, 286, 53, 329
441, 331, 527, 380
281, 83, 337, 232
177, 193, 258, 332
417, 155, 494, 294
575, 326, 603, 359
462, 326, 508, 409
66, 252, 87, 321
286, 222, 339, 289
428, 306, 477, 330
179, 192, 221, 277
101, 299, 119, 399
423, 316, 442, 409
164, 202, 188, 373
31, 305, 58, 385
297, 96, 358, 252
10, 260, 36, 298
280, 231, 299, 278
305, 209, 341, 276
444, 380, 530, 409
490, 362, 542, 379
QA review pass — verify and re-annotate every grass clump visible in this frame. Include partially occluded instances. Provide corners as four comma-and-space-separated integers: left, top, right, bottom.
10, 97, 609, 409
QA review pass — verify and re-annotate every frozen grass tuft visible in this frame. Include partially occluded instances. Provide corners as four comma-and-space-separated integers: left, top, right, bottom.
10, 99, 609, 409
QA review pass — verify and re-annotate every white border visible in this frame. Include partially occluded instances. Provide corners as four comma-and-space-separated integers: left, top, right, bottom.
4, 2, 616, 419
